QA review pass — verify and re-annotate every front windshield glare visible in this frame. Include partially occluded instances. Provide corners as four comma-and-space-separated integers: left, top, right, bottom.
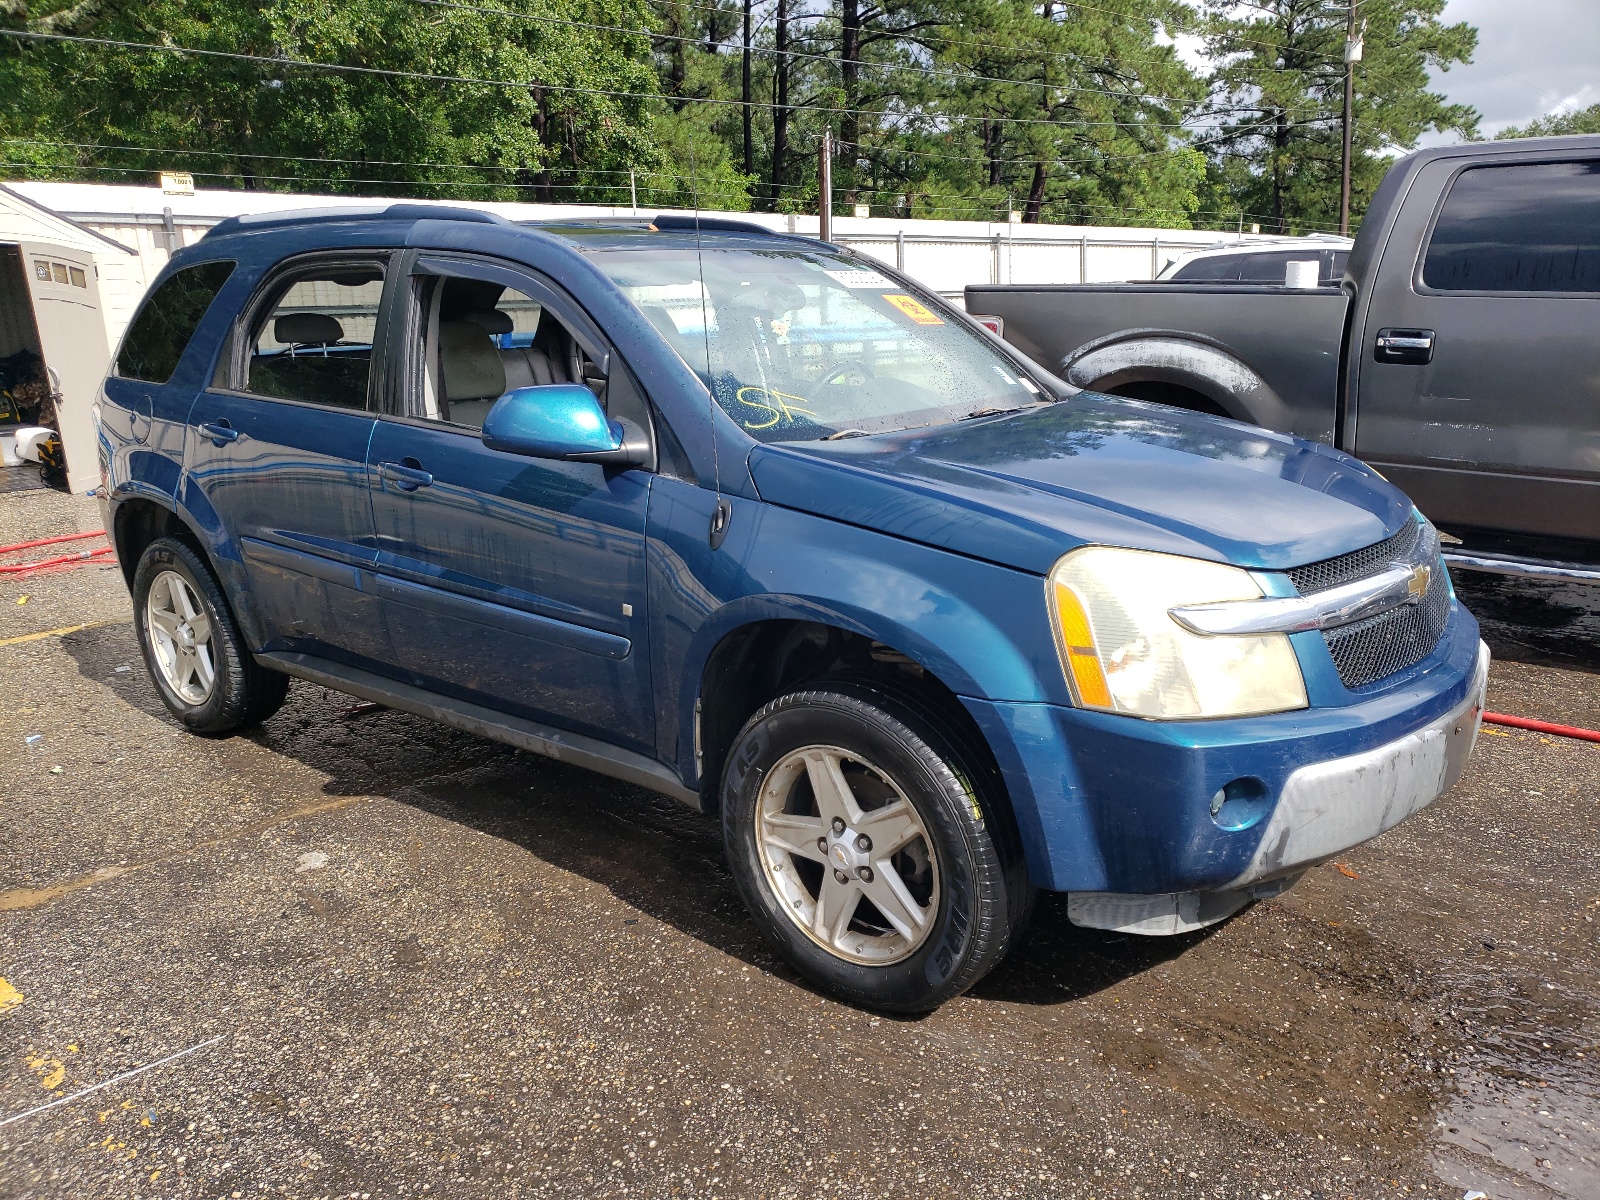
591, 247, 1039, 441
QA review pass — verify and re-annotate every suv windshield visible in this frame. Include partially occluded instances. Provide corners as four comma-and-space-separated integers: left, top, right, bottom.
589, 246, 1040, 441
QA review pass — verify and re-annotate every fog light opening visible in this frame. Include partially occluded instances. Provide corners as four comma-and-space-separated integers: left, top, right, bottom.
1209, 777, 1271, 831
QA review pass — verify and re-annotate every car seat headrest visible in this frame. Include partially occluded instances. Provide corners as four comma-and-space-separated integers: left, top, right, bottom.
274, 312, 345, 346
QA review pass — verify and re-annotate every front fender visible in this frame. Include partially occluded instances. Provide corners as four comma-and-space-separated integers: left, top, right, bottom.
1064, 332, 1289, 429
645, 478, 1068, 791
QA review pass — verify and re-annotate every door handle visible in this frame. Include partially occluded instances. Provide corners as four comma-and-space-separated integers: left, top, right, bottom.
1374, 328, 1435, 365
197, 420, 238, 445
378, 460, 433, 492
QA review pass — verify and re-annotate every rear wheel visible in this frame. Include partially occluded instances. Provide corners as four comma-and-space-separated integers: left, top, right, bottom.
722, 683, 1024, 1011
132, 537, 288, 734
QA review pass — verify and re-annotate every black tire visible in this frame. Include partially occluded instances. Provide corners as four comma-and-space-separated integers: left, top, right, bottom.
131, 536, 288, 734
722, 682, 1026, 1012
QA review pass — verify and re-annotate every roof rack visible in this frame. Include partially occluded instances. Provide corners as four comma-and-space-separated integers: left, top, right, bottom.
202, 202, 512, 241
648, 213, 783, 237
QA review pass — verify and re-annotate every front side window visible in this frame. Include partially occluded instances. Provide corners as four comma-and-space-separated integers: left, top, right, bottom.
591, 247, 1040, 442
407, 274, 611, 431
1423, 161, 1600, 294
116, 260, 235, 384
244, 264, 385, 408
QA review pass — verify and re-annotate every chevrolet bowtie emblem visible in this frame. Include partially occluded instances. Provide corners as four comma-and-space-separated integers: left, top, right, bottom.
1406, 563, 1431, 601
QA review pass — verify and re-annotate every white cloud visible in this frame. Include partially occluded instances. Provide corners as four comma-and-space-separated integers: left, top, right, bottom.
1420, 0, 1600, 143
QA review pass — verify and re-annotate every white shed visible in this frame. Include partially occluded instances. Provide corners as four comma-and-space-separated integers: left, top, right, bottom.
0, 184, 147, 493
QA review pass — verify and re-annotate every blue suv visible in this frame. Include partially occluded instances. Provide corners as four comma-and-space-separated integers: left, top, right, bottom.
96, 205, 1487, 1011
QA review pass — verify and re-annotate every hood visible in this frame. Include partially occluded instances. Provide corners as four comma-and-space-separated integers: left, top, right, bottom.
746, 394, 1413, 575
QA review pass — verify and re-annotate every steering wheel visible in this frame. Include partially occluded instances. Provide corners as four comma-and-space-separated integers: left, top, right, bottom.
817, 359, 875, 389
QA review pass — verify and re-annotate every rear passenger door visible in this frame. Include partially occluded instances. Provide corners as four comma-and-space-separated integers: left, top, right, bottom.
364, 254, 656, 751
187, 253, 392, 666
1353, 156, 1600, 545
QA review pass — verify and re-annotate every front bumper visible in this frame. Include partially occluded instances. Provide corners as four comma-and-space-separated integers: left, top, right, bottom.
962, 603, 1485, 896
1064, 641, 1487, 934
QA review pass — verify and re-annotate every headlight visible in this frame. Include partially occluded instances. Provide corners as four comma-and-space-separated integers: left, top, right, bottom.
1047, 546, 1307, 719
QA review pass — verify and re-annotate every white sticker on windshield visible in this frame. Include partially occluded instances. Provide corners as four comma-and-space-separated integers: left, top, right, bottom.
824, 268, 892, 289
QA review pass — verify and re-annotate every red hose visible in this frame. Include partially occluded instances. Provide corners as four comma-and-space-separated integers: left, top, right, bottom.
1484, 711, 1600, 745
0, 546, 115, 575
0, 529, 107, 556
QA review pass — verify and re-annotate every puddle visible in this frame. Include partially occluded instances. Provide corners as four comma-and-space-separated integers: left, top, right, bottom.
1428, 982, 1600, 1199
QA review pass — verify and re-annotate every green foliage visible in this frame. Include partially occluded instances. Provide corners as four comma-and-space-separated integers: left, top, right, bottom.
0, 0, 1487, 230
1, 0, 661, 199
1497, 104, 1600, 139
644, 107, 757, 209
1201, 0, 1478, 234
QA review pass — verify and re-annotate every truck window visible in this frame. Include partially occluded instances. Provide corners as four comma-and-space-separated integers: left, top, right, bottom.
116, 260, 235, 384
1236, 252, 1308, 283
1170, 253, 1245, 281
1423, 160, 1600, 294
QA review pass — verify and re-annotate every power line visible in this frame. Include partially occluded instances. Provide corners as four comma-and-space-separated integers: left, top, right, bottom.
413, 0, 1212, 111
0, 27, 1228, 132
1, 157, 1343, 235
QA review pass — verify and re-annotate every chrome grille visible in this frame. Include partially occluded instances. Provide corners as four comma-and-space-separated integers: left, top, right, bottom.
1286, 519, 1422, 595
1287, 519, 1450, 690
1321, 572, 1451, 689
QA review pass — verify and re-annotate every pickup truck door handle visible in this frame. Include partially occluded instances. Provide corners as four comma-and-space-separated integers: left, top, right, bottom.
197, 420, 239, 445
378, 459, 434, 492
1374, 328, 1435, 365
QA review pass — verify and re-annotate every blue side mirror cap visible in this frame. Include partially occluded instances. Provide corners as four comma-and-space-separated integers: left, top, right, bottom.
481, 385, 639, 464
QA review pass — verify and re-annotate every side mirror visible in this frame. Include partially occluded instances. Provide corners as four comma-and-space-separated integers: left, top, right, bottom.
481, 384, 646, 465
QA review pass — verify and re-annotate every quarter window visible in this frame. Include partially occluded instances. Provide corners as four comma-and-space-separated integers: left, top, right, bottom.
245, 265, 385, 409
1423, 161, 1600, 293
116, 260, 235, 384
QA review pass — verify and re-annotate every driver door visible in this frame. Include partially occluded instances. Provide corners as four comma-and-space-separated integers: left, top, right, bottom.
365, 254, 657, 751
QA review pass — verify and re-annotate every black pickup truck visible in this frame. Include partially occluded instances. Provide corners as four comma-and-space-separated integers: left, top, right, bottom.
967, 135, 1600, 583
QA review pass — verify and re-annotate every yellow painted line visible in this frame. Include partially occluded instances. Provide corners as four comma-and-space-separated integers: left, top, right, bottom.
0, 795, 369, 912
0, 618, 127, 648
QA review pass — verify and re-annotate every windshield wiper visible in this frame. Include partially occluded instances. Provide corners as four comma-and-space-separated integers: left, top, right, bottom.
957, 406, 1024, 421
821, 428, 871, 440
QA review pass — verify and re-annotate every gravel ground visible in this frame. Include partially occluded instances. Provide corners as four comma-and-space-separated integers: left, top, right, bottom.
2, 486, 1597, 1200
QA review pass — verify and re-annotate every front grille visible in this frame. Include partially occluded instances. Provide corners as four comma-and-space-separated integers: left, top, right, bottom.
1287, 519, 1450, 690
1286, 519, 1422, 595
1321, 572, 1451, 688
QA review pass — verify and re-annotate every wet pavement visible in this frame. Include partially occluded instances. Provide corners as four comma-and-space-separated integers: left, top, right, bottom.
1, 490, 1597, 1200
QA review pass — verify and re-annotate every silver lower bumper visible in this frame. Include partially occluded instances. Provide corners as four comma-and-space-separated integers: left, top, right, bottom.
1068, 640, 1489, 936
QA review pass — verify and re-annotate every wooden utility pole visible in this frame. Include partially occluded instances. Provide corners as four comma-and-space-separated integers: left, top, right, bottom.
742, 0, 753, 178
818, 128, 833, 242
1340, 2, 1362, 236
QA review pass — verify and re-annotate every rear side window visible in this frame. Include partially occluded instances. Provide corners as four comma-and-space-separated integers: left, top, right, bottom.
116, 260, 235, 383
1423, 161, 1600, 293
245, 264, 385, 409
1236, 251, 1309, 283
1171, 253, 1244, 281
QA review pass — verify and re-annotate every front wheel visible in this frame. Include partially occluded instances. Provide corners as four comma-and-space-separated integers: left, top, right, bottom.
722, 684, 1023, 1012
132, 536, 288, 734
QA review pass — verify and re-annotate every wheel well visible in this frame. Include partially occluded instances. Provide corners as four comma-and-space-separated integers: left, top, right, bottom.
698, 620, 1000, 809
112, 499, 203, 590
1103, 379, 1232, 419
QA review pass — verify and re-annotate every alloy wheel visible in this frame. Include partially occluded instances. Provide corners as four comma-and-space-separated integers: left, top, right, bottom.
755, 745, 941, 965
145, 569, 216, 706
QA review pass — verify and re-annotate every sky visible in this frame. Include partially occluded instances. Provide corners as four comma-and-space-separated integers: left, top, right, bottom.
1420, 0, 1600, 142
1168, 1, 1596, 146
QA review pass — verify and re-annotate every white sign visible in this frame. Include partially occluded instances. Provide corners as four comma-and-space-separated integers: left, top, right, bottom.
824, 268, 892, 289
159, 171, 195, 196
